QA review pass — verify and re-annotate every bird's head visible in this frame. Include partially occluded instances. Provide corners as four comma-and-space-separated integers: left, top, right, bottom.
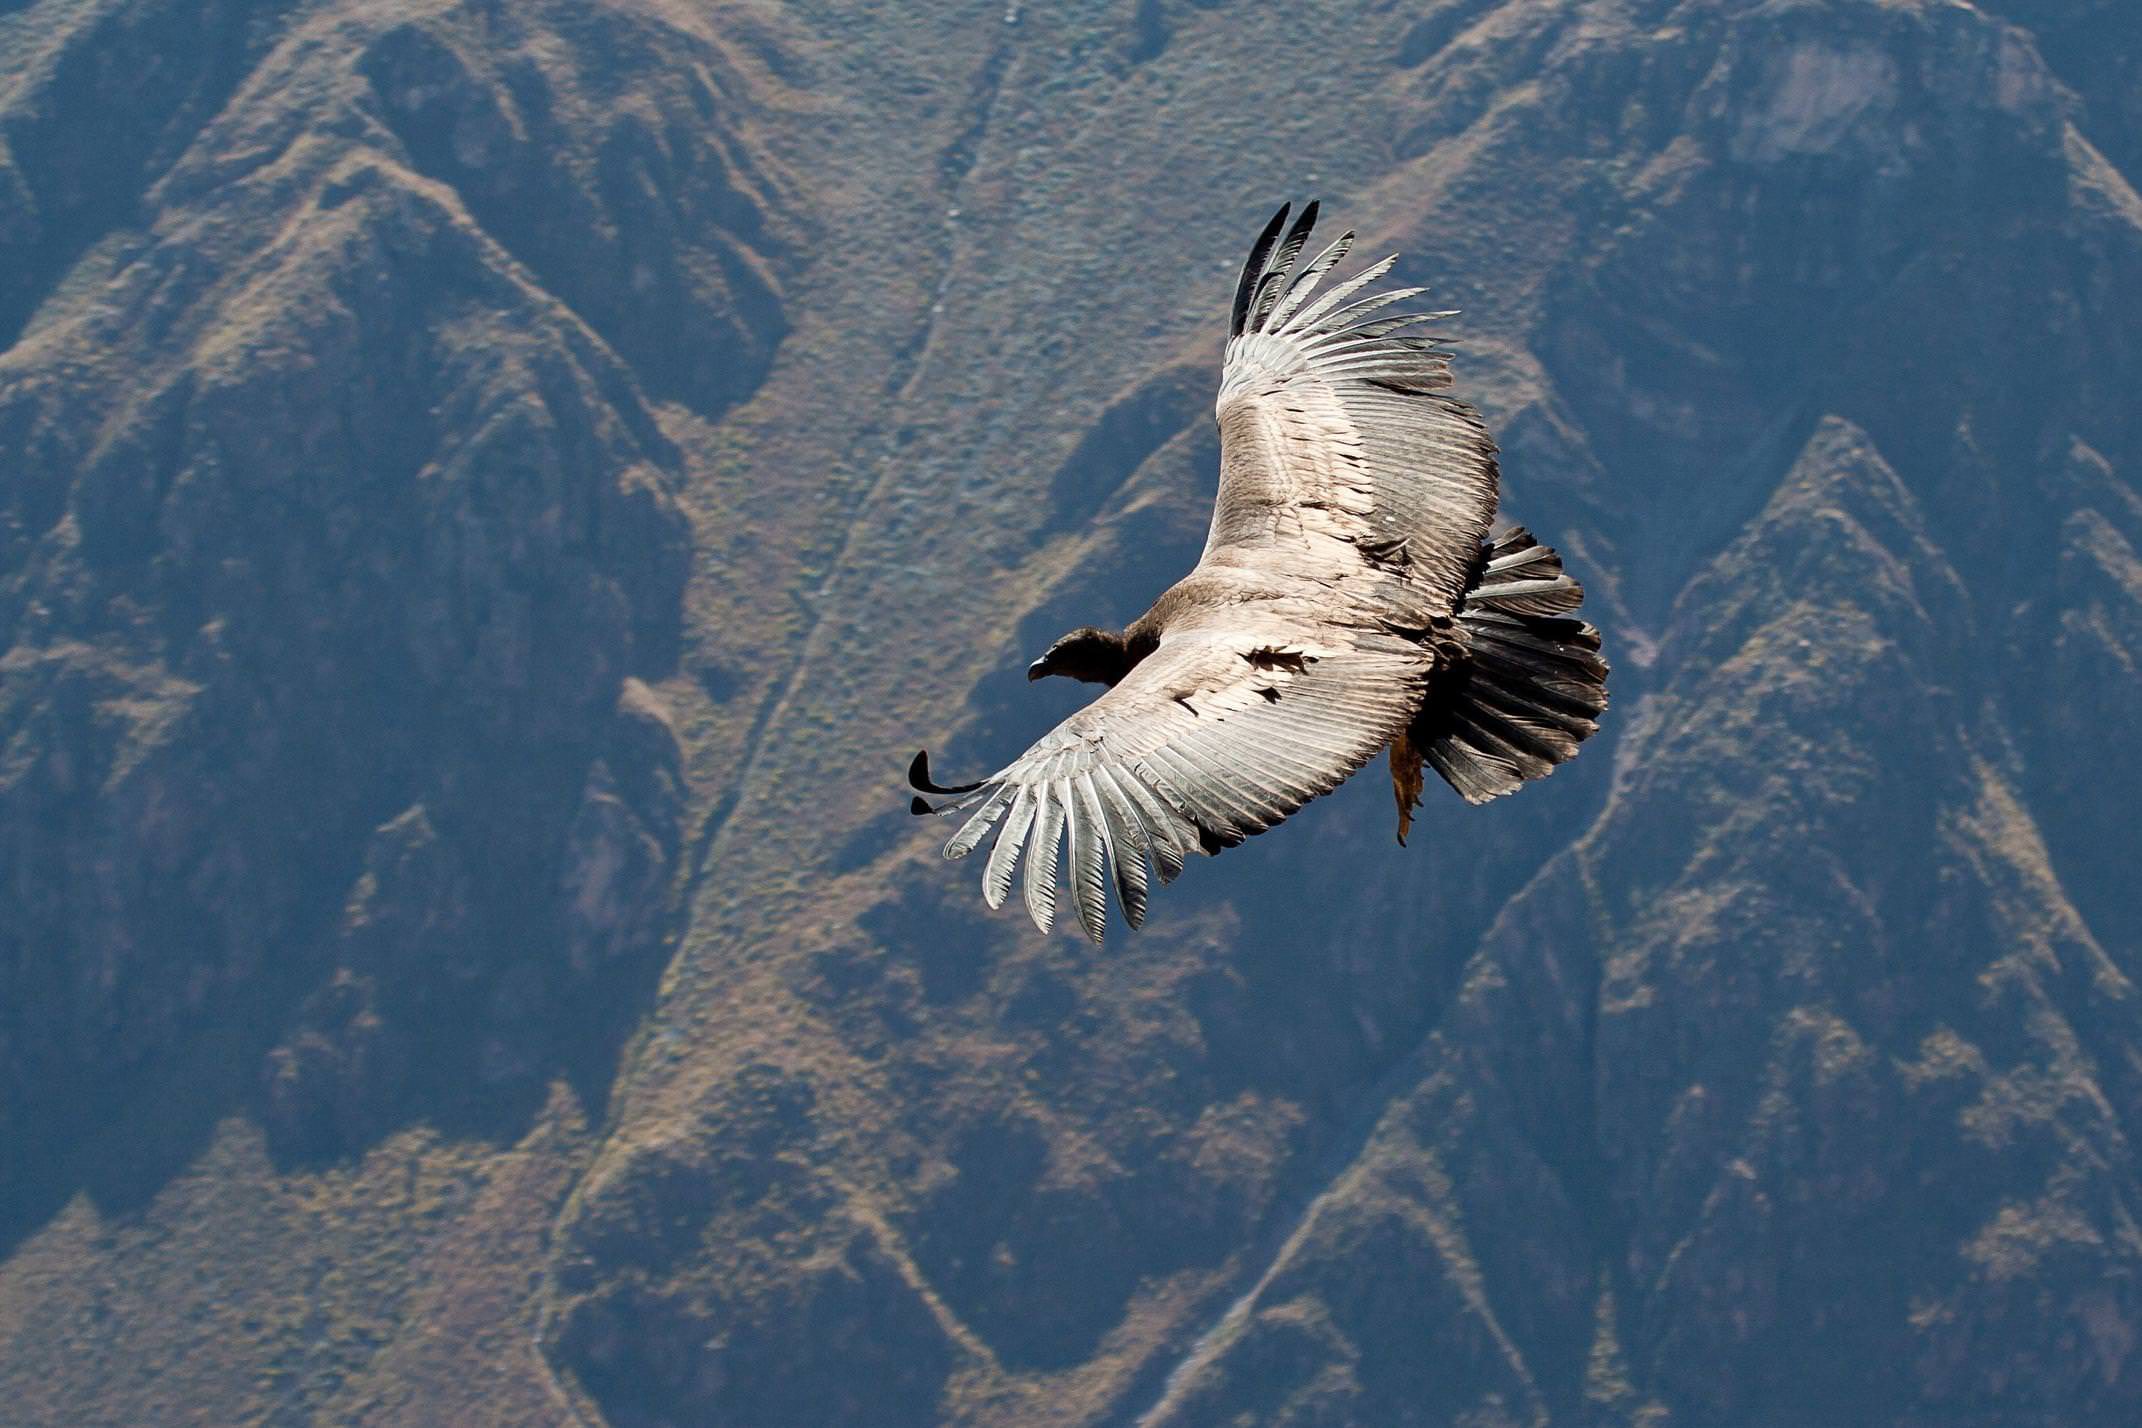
1029, 626, 1134, 686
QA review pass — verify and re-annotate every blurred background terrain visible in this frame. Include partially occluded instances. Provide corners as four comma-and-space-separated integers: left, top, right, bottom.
2, 0, 2139, 1423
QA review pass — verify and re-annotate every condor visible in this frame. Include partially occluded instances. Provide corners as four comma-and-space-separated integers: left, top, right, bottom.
912, 203, 1608, 942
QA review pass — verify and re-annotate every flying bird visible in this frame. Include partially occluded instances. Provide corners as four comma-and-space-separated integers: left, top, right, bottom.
910, 202, 1608, 942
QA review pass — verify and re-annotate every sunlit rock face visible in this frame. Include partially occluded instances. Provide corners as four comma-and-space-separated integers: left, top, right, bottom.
0, 0, 784, 1182
0, 0, 2138, 1425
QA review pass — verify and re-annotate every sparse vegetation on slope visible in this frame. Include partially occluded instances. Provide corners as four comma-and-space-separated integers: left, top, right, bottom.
1, 1, 2138, 1424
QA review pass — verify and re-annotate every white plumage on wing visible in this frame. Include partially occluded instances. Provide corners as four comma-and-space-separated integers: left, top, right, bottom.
911, 204, 1609, 942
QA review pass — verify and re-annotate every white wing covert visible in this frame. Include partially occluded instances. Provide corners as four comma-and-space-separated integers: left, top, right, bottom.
1206, 201, 1501, 617
929, 618, 1431, 942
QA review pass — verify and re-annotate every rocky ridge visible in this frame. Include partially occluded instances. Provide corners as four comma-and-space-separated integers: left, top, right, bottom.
0, 0, 2138, 1425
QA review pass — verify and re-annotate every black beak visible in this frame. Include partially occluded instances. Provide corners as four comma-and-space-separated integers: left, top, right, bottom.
1027, 659, 1047, 682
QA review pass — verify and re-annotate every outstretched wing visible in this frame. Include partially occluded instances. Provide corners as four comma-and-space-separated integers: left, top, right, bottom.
931, 609, 1431, 943
926, 203, 1496, 940
1207, 201, 1500, 617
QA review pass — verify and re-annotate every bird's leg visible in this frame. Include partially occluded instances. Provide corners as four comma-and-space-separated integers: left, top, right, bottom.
1389, 731, 1425, 845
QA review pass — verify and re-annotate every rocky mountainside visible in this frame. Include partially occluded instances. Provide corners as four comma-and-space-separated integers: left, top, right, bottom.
1, 0, 2138, 1424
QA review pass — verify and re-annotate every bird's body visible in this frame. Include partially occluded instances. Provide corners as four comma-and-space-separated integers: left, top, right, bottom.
911, 203, 1608, 941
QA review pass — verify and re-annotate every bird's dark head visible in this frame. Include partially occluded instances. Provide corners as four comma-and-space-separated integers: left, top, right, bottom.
1029, 626, 1134, 686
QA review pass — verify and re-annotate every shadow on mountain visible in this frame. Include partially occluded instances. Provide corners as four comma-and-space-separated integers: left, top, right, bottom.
0, 0, 756, 1255
0, 0, 296, 354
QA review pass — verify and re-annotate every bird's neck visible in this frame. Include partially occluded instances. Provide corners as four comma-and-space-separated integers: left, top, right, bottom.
1107, 626, 1160, 685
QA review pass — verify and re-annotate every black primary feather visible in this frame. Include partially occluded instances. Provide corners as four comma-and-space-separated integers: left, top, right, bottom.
1230, 203, 1292, 337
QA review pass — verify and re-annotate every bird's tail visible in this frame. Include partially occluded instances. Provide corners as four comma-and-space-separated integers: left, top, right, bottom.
1391, 526, 1609, 836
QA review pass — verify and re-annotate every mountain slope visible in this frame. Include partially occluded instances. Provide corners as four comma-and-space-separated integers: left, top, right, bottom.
1, 0, 2138, 1424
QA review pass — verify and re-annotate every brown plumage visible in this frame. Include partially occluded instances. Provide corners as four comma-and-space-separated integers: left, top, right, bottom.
910, 203, 1608, 942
